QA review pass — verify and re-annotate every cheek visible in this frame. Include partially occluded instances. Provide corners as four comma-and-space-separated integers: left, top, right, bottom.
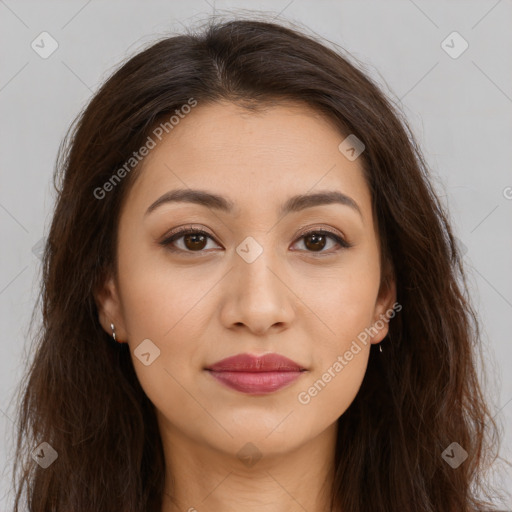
116, 258, 210, 428
297, 287, 373, 419
116, 234, 206, 341
296, 252, 379, 414
116, 242, 215, 384
304, 253, 381, 343
297, 346, 369, 422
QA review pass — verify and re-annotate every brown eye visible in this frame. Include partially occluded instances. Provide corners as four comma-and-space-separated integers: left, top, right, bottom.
293, 229, 351, 254
160, 228, 220, 254
303, 232, 328, 252
160, 227, 352, 255
182, 233, 208, 251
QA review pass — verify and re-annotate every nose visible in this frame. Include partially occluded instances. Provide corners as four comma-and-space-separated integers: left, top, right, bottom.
219, 246, 295, 337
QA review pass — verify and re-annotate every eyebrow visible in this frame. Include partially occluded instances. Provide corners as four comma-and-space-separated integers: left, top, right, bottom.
145, 188, 362, 218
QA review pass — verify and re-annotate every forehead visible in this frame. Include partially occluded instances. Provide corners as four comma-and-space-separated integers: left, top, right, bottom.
123, 100, 372, 220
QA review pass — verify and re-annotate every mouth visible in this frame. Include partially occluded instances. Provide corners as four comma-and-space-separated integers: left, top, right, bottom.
204, 353, 307, 395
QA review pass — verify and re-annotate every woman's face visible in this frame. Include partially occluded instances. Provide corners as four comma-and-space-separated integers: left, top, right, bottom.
96, 100, 395, 460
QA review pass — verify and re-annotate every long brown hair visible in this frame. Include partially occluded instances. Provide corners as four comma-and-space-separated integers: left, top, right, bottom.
9, 16, 503, 512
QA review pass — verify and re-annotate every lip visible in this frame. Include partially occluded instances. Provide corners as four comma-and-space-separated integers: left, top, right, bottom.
205, 353, 307, 395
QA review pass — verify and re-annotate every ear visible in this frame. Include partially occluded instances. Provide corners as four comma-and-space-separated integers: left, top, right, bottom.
93, 273, 128, 343
369, 270, 397, 345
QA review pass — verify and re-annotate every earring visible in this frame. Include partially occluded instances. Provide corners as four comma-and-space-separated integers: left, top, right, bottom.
110, 322, 120, 343
380, 332, 392, 353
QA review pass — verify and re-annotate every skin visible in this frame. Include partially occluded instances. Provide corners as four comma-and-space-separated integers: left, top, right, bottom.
95, 100, 396, 512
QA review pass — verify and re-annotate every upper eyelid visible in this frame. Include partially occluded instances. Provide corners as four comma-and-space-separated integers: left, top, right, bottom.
163, 221, 347, 237
162, 225, 345, 241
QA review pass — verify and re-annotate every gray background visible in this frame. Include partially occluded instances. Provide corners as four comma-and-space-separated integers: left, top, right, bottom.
1, 0, 511, 508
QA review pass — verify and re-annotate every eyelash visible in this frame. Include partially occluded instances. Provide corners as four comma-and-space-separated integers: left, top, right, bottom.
159, 225, 353, 256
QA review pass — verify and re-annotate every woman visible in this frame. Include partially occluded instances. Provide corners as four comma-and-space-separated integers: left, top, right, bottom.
10, 16, 502, 512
